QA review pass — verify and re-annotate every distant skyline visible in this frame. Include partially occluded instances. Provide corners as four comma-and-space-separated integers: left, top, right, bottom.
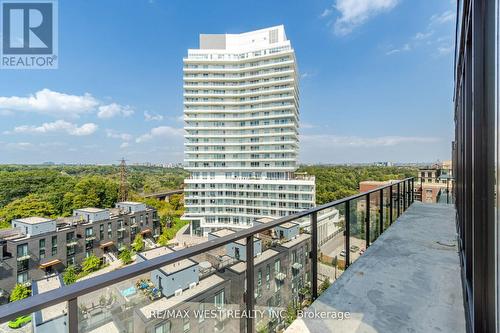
0, 0, 455, 164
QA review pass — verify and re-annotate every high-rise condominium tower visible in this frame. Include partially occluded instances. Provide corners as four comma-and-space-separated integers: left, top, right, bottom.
183, 25, 316, 236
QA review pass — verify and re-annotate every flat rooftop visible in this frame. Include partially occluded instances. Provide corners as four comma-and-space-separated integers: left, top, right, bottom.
254, 217, 275, 224
209, 228, 260, 245
139, 247, 197, 275
277, 222, 298, 229
279, 233, 311, 249
117, 201, 143, 205
229, 249, 280, 274
286, 202, 465, 333
75, 207, 107, 213
34, 276, 67, 323
87, 321, 120, 333
13, 217, 53, 224
139, 274, 225, 319
0, 228, 23, 240
210, 229, 235, 238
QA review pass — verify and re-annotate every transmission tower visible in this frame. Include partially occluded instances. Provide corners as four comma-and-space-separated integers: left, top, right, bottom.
119, 158, 128, 202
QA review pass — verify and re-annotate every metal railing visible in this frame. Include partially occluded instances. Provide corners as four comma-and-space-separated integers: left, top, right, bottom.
0, 177, 415, 332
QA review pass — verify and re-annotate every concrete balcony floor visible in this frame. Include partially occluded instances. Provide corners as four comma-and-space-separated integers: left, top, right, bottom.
287, 202, 465, 333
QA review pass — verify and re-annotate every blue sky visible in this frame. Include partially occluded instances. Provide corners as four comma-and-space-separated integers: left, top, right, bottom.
0, 0, 456, 164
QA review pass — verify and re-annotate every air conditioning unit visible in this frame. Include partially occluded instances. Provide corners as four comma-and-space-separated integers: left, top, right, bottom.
189, 282, 197, 289
175, 288, 183, 296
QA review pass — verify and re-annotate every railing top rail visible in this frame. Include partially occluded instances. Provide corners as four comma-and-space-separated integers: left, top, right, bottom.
0, 177, 414, 323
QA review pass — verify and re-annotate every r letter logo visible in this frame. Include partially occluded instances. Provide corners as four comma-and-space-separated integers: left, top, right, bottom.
1, 0, 58, 69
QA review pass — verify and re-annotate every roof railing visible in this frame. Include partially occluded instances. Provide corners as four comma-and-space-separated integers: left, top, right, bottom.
0, 177, 416, 332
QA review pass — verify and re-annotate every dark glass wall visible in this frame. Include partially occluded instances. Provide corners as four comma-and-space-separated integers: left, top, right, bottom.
454, 1, 497, 332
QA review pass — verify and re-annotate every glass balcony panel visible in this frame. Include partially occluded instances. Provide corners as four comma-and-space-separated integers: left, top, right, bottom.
0, 285, 68, 333
392, 185, 399, 222
383, 187, 392, 230
317, 204, 345, 291
253, 217, 312, 333
77, 243, 240, 333
369, 192, 381, 244
348, 197, 366, 266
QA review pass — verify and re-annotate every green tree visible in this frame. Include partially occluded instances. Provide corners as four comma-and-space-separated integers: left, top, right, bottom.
0, 194, 56, 225
64, 176, 119, 213
62, 265, 78, 285
157, 227, 172, 246
10, 284, 30, 302
285, 303, 299, 326
169, 194, 183, 211
118, 247, 133, 265
132, 234, 144, 252
319, 278, 331, 294
82, 255, 101, 274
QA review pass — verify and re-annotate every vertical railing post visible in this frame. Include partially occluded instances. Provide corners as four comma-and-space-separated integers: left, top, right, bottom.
407, 179, 411, 207
311, 212, 318, 300
411, 178, 415, 203
397, 183, 401, 217
246, 235, 255, 333
68, 297, 78, 333
446, 179, 450, 204
379, 189, 384, 235
345, 201, 350, 269
389, 185, 393, 225
365, 193, 370, 248
403, 181, 407, 211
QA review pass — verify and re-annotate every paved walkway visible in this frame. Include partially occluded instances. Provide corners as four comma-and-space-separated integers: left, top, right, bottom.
286, 202, 465, 333
173, 224, 206, 248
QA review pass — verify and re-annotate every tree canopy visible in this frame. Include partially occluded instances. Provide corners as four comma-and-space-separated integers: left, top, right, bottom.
0, 165, 187, 228
298, 165, 417, 205
10, 284, 30, 302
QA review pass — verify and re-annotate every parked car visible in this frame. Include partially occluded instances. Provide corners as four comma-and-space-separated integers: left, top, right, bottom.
8, 315, 31, 329
339, 250, 346, 257
350, 245, 359, 252
359, 249, 365, 255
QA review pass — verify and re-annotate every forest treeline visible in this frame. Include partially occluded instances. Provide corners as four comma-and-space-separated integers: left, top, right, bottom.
0, 165, 188, 227
298, 165, 417, 205
0, 164, 417, 228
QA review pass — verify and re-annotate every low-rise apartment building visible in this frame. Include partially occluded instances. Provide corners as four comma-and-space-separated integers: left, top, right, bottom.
16, 214, 312, 333
0, 202, 159, 293
417, 160, 454, 203
88, 218, 312, 333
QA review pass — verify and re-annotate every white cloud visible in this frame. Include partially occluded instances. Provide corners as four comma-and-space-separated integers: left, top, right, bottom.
7, 120, 98, 136
97, 103, 134, 119
437, 45, 453, 55
105, 129, 133, 141
0, 89, 139, 120
0, 89, 99, 118
415, 31, 434, 40
5, 142, 35, 150
332, 0, 399, 36
144, 111, 164, 122
300, 71, 317, 79
120, 142, 130, 149
0, 110, 14, 116
136, 126, 184, 143
301, 123, 316, 129
320, 8, 334, 18
430, 10, 455, 25
386, 43, 410, 55
301, 134, 440, 147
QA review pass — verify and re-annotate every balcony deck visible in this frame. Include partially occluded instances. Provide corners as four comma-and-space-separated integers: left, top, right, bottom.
287, 202, 465, 333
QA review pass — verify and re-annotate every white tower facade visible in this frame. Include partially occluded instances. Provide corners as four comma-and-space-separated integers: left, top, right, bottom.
183, 25, 315, 236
